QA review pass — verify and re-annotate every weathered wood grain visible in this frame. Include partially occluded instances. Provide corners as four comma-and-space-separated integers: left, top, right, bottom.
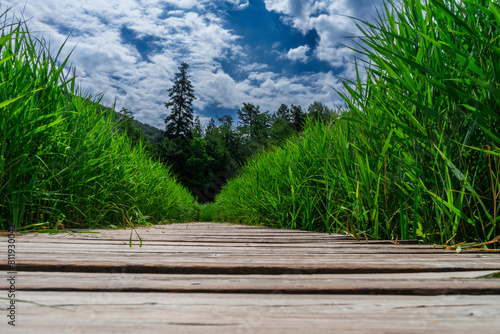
3, 271, 500, 295
1, 291, 498, 333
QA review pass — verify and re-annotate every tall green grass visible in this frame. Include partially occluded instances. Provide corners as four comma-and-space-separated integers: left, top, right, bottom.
198, 202, 220, 222
0, 12, 196, 230
217, 0, 499, 246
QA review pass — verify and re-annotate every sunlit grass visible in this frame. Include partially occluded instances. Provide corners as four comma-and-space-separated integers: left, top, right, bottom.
0, 11, 196, 230
216, 0, 500, 246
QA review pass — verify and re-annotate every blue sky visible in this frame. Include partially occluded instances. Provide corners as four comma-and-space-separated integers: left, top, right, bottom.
2, 0, 382, 129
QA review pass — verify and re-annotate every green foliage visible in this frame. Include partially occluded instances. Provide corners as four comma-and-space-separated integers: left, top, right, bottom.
216, 0, 500, 245
307, 101, 335, 125
0, 14, 196, 230
198, 202, 220, 222
185, 137, 214, 193
270, 116, 294, 145
290, 104, 306, 133
237, 103, 262, 138
276, 104, 292, 122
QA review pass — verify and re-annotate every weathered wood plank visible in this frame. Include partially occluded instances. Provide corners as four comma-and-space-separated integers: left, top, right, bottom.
2, 224, 499, 274
3, 271, 500, 295
6, 244, 496, 258
7, 253, 500, 265
3, 239, 451, 252
2, 291, 499, 333
5, 259, 500, 275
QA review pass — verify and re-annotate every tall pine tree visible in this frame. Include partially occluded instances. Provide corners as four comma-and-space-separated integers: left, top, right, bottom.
164, 62, 196, 140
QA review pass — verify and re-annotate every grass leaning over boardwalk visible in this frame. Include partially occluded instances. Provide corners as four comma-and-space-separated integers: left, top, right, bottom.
216, 0, 500, 246
0, 13, 196, 230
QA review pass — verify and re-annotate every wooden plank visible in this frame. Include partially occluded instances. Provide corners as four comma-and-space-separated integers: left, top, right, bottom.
5, 259, 500, 275
2, 291, 499, 333
4, 239, 452, 252
1, 223, 499, 274
4, 245, 476, 256
7, 252, 500, 264
5, 244, 496, 257
2, 271, 500, 295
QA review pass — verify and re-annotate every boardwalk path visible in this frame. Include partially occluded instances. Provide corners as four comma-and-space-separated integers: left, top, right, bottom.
1, 222, 500, 333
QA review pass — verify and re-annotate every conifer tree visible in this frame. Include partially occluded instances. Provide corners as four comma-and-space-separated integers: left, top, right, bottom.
237, 103, 261, 138
276, 104, 292, 122
291, 104, 306, 132
237, 103, 259, 129
164, 62, 196, 139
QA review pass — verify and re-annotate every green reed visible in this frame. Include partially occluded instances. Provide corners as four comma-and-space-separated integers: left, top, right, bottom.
217, 0, 499, 245
0, 12, 196, 230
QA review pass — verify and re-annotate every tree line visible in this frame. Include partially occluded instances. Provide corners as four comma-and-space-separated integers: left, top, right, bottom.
119, 62, 336, 202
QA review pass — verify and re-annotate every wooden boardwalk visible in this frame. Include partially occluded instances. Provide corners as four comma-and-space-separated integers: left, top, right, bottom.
1, 222, 500, 333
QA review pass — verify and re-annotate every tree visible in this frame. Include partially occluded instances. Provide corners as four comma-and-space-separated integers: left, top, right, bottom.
270, 104, 294, 145
307, 101, 334, 124
217, 115, 238, 152
218, 115, 233, 131
191, 115, 203, 138
164, 62, 196, 140
291, 104, 306, 132
276, 104, 292, 122
185, 137, 214, 201
237, 103, 260, 135
270, 114, 293, 145
253, 111, 272, 144
237, 103, 273, 148
206, 118, 217, 134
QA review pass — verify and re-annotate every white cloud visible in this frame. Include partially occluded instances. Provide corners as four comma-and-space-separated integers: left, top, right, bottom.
2, 0, 357, 128
196, 69, 239, 109
264, 0, 380, 79
285, 45, 310, 63
238, 62, 270, 73
2, 0, 247, 127
225, 0, 250, 10
233, 70, 343, 114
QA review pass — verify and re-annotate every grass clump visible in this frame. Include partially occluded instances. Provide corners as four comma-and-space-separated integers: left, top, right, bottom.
198, 203, 221, 222
0, 12, 196, 230
217, 0, 500, 246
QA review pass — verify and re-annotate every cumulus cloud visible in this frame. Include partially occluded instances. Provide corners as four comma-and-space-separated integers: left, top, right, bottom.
285, 45, 310, 63
2, 0, 363, 128
264, 0, 381, 79
2, 0, 247, 127
233, 70, 342, 114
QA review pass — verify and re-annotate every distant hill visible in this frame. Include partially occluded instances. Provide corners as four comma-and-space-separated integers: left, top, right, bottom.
80, 100, 164, 144
111, 108, 164, 144
130, 118, 164, 143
